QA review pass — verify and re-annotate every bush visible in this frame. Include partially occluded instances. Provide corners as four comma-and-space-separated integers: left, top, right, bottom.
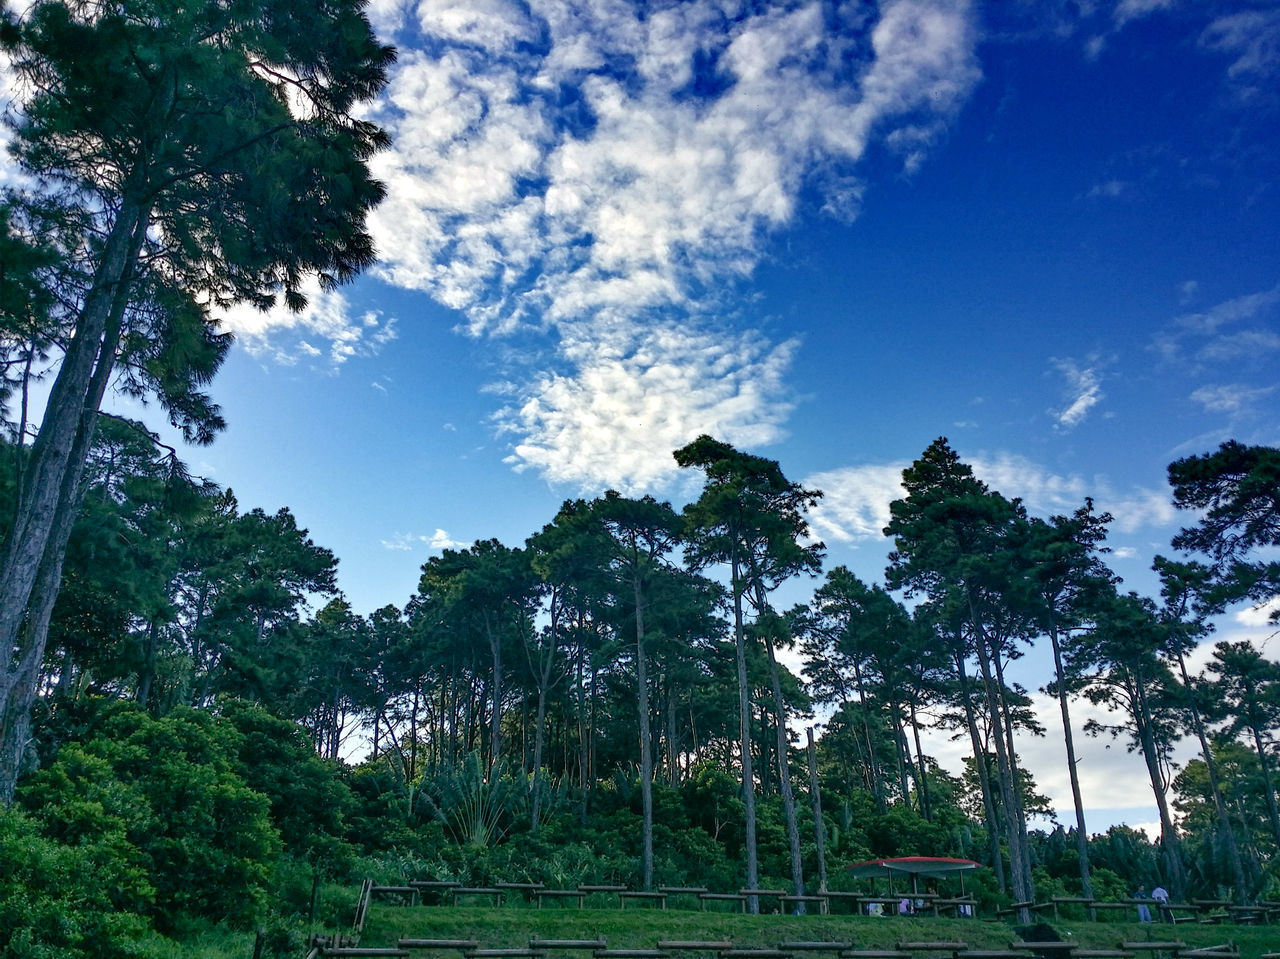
0, 805, 159, 958
19, 701, 281, 931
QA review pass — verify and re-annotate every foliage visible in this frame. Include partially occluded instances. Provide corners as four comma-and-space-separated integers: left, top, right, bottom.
8, 429, 1280, 946
18, 701, 281, 930
0, 803, 158, 958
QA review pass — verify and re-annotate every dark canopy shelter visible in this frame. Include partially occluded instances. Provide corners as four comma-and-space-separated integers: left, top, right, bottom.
844, 857, 979, 894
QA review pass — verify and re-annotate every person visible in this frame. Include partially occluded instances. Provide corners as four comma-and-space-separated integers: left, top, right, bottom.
898, 897, 912, 915
866, 901, 884, 917
1134, 886, 1152, 923
1151, 884, 1171, 923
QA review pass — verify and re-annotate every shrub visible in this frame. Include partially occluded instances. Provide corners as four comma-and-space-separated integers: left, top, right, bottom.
20, 702, 281, 931
0, 805, 159, 958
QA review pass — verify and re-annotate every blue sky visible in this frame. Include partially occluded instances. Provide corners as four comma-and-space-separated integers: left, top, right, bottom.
9, 0, 1280, 833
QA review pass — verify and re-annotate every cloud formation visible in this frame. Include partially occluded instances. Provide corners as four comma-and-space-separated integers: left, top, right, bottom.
806, 449, 1175, 545
381, 528, 468, 552
366, 0, 981, 490
1200, 10, 1280, 84
217, 279, 399, 369
1190, 383, 1276, 415
1152, 283, 1280, 371
1051, 357, 1105, 429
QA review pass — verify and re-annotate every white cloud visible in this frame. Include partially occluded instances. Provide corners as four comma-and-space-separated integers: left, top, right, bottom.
366, 0, 981, 490
1112, 0, 1177, 28
497, 322, 798, 492
428, 528, 466, 549
217, 278, 399, 368
805, 462, 908, 544
1175, 284, 1280, 336
1235, 597, 1280, 628
806, 448, 1176, 544
1190, 383, 1275, 414
381, 528, 468, 552
1050, 357, 1105, 429
1154, 283, 1280, 369
971, 451, 1176, 532
1086, 178, 1127, 198
1200, 11, 1280, 81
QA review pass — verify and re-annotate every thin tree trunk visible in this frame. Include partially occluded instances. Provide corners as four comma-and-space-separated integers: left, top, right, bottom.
665, 677, 680, 787
1049, 628, 1094, 899
486, 617, 503, 772
1249, 724, 1280, 850
909, 701, 933, 822
992, 641, 1035, 900
136, 617, 161, 709
732, 558, 760, 911
955, 648, 1006, 893
577, 631, 589, 824
634, 574, 655, 891
1133, 679, 1187, 900
807, 727, 828, 893
762, 623, 805, 908
1174, 652, 1247, 902
972, 626, 1033, 919
851, 658, 886, 812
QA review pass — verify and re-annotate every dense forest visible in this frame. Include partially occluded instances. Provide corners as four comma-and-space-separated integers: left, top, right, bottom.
2, 414, 1279, 955
1, 1, 1279, 956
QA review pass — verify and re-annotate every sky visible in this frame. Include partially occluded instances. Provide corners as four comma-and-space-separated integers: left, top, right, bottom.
7, 0, 1280, 835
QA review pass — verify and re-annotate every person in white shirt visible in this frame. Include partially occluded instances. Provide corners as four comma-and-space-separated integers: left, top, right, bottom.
1151, 884, 1171, 923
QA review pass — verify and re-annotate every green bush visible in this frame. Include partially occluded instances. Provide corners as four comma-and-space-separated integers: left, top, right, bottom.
217, 698, 356, 868
0, 805, 159, 958
20, 702, 281, 931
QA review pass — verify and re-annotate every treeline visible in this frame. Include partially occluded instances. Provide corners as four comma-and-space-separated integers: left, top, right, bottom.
2, 1, 1278, 953
2, 418, 1278, 953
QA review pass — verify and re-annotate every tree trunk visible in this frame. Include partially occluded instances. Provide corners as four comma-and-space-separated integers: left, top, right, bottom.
0, 197, 147, 802
486, 616, 502, 772
1174, 652, 1247, 902
665, 677, 680, 787
992, 640, 1035, 901
762, 623, 805, 908
955, 647, 1006, 893
732, 558, 760, 911
0, 194, 147, 655
634, 574, 655, 891
851, 658, 886, 812
577, 631, 589, 825
1249, 724, 1280, 850
807, 727, 829, 892
1049, 628, 1094, 899
136, 617, 161, 709
972, 626, 1033, 919
1133, 679, 1187, 900
909, 701, 932, 821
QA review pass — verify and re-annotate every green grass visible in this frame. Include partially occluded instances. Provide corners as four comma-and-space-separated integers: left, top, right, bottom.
130, 925, 257, 959
357, 904, 1278, 959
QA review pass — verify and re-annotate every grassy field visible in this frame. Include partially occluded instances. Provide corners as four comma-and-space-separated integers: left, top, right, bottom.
357, 904, 1277, 959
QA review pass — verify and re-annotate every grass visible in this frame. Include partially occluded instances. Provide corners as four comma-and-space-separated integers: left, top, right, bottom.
357, 904, 1279, 959
131, 925, 257, 959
